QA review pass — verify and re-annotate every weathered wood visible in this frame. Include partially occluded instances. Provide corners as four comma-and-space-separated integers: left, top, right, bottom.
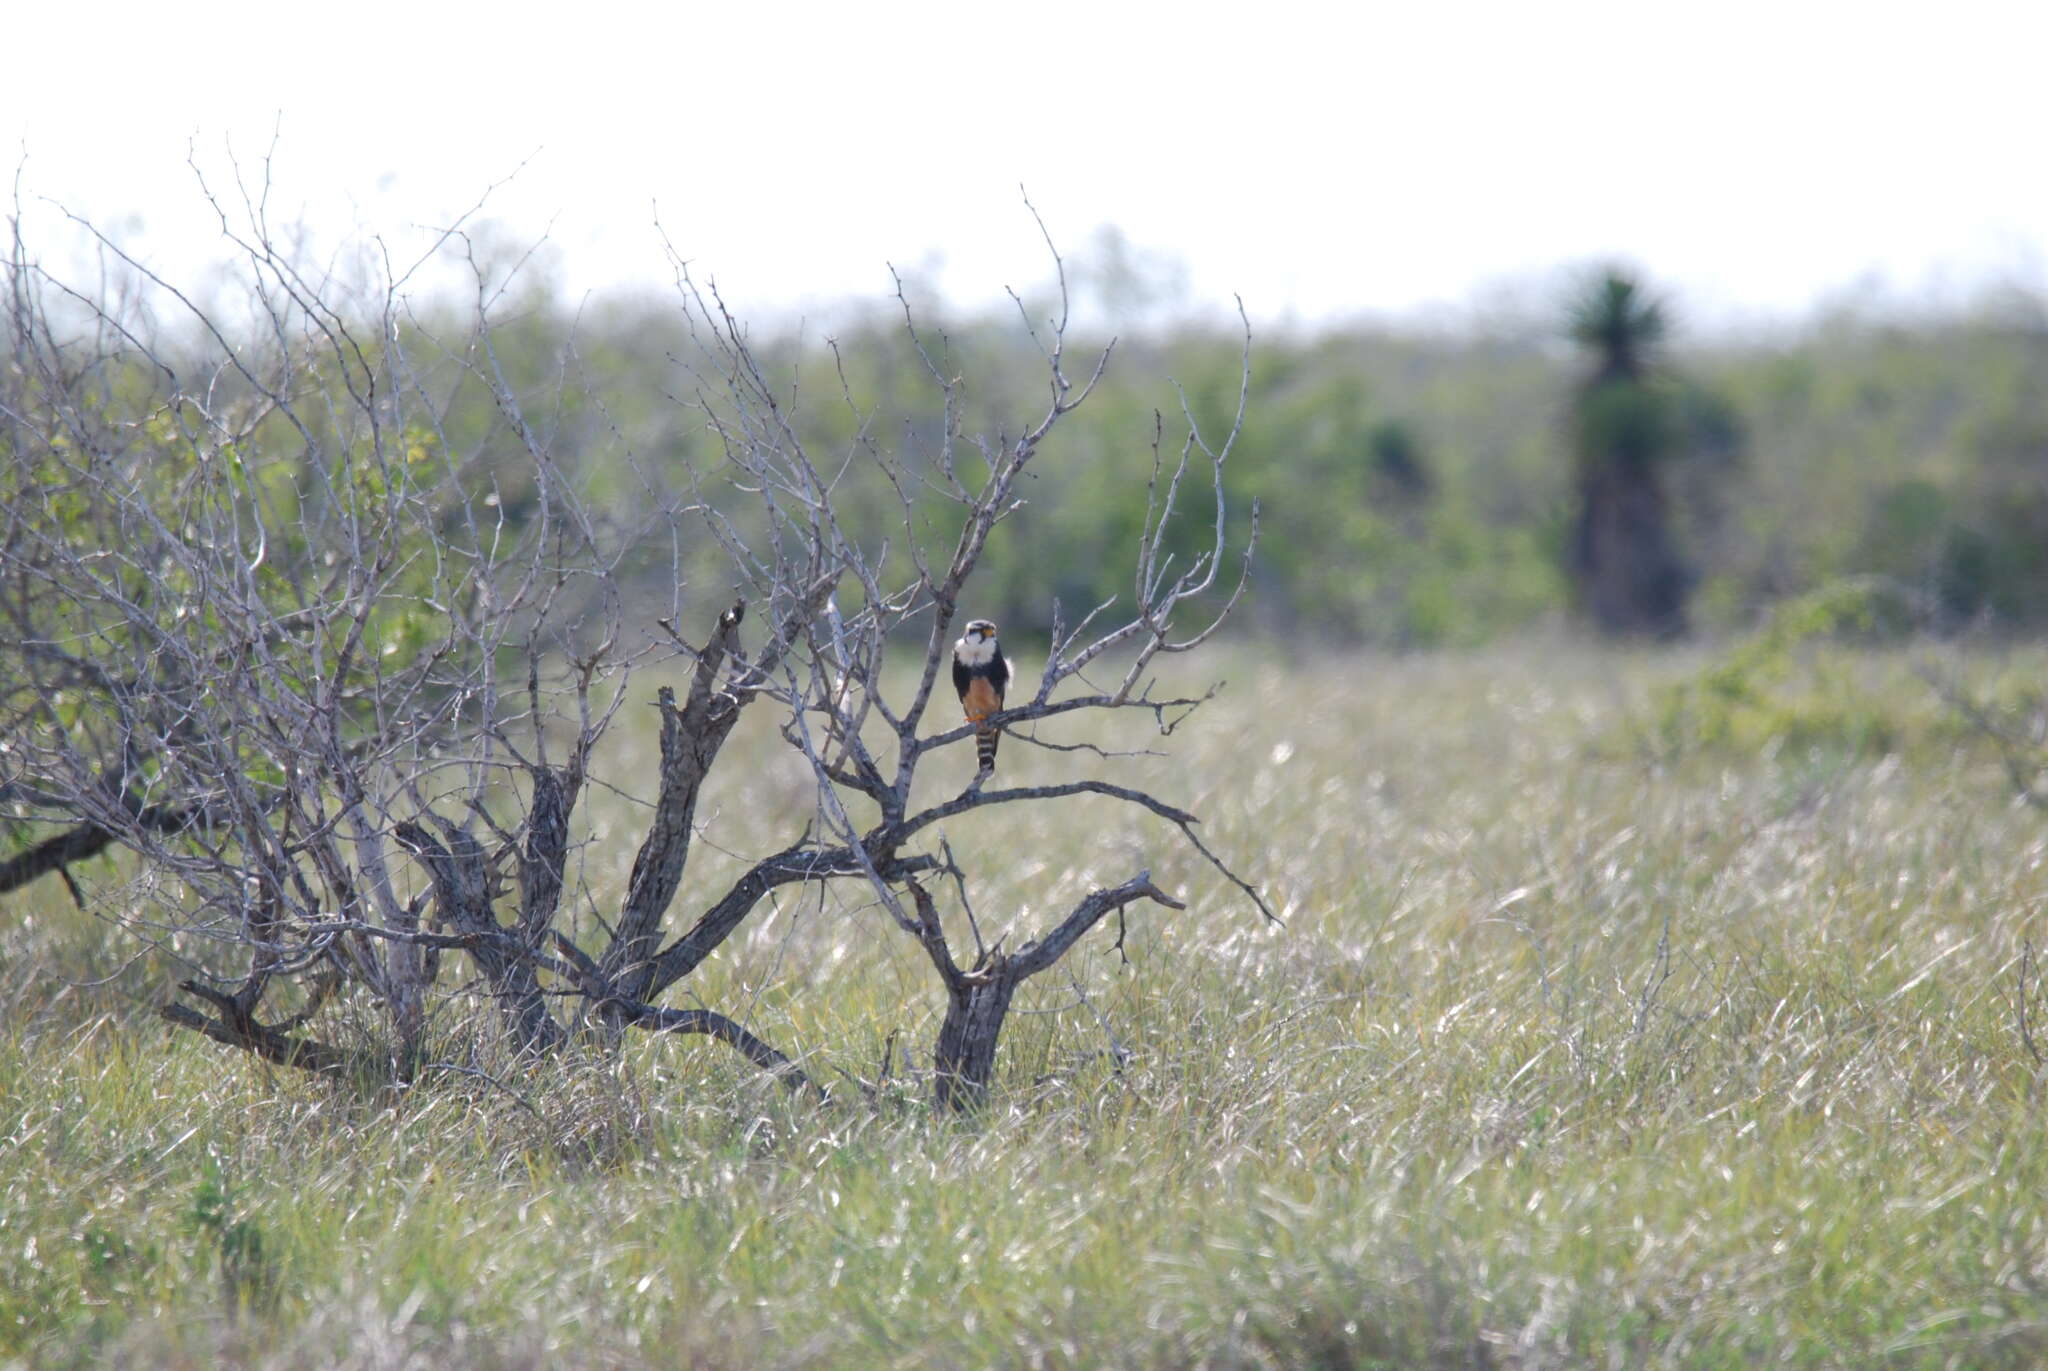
550, 931, 825, 1097
394, 821, 565, 1055
1011, 873, 1186, 979
159, 1001, 351, 1078
0, 798, 201, 897
0, 821, 119, 895
928, 874, 1185, 1112
603, 601, 746, 990
639, 846, 936, 1001
625, 1004, 825, 1098
873, 783, 1273, 926
933, 967, 1021, 1112
518, 765, 573, 941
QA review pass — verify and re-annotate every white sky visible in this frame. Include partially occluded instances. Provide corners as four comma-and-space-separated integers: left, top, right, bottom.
6, 0, 2044, 332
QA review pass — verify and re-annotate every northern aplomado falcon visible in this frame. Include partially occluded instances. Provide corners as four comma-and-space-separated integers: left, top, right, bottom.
951, 618, 1011, 774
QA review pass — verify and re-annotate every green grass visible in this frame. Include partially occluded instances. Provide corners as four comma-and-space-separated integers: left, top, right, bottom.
6, 643, 2048, 1369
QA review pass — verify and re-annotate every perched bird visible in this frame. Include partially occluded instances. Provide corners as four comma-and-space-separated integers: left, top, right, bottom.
951, 618, 1011, 775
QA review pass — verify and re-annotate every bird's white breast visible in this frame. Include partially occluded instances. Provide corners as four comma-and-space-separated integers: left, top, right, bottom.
955, 635, 998, 666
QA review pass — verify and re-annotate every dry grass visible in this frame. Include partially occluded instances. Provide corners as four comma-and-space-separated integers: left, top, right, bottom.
5, 641, 2048, 1369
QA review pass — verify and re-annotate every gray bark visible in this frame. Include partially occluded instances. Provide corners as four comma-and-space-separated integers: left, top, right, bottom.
934, 970, 1021, 1112
911, 873, 1185, 1112
394, 821, 566, 1056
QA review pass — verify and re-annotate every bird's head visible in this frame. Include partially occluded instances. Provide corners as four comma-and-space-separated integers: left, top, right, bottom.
964, 618, 998, 643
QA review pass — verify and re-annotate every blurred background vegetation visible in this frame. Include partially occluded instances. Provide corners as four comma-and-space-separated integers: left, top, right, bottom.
401, 247, 2048, 652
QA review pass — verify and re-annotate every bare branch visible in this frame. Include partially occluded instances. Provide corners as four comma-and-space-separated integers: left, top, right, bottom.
621, 1004, 824, 1098
638, 843, 939, 1000
1010, 872, 1186, 981
159, 998, 351, 1078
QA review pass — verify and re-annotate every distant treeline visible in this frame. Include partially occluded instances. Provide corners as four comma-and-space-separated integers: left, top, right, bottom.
241, 277, 2048, 647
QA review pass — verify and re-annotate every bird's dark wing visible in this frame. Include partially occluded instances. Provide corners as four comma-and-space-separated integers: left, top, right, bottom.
990, 649, 1011, 701
952, 655, 971, 700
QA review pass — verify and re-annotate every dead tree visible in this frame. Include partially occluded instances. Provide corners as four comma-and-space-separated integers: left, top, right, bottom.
0, 158, 1263, 1109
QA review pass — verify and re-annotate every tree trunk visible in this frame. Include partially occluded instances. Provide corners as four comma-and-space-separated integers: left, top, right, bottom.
932, 965, 1020, 1112
917, 873, 1188, 1113
1575, 463, 1689, 637
394, 821, 566, 1056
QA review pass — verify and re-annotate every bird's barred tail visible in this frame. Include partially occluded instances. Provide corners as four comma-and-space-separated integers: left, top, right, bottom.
976, 723, 1000, 774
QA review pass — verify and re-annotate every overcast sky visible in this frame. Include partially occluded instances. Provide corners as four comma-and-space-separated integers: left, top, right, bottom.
7, 1, 2042, 332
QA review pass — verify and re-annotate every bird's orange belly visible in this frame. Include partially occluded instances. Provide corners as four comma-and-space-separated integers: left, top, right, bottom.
961, 677, 1001, 721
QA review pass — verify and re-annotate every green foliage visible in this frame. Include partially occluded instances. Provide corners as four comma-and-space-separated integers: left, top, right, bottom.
129, 274, 2023, 650
1568, 271, 1668, 380
1645, 579, 1943, 759
1688, 314, 2048, 631
19, 261, 2048, 697
1575, 373, 1680, 472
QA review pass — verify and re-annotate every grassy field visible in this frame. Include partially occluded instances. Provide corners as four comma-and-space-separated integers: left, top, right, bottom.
5, 641, 2048, 1369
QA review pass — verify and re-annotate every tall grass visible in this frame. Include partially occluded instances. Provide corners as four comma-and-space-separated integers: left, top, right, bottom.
4, 643, 2047, 1369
